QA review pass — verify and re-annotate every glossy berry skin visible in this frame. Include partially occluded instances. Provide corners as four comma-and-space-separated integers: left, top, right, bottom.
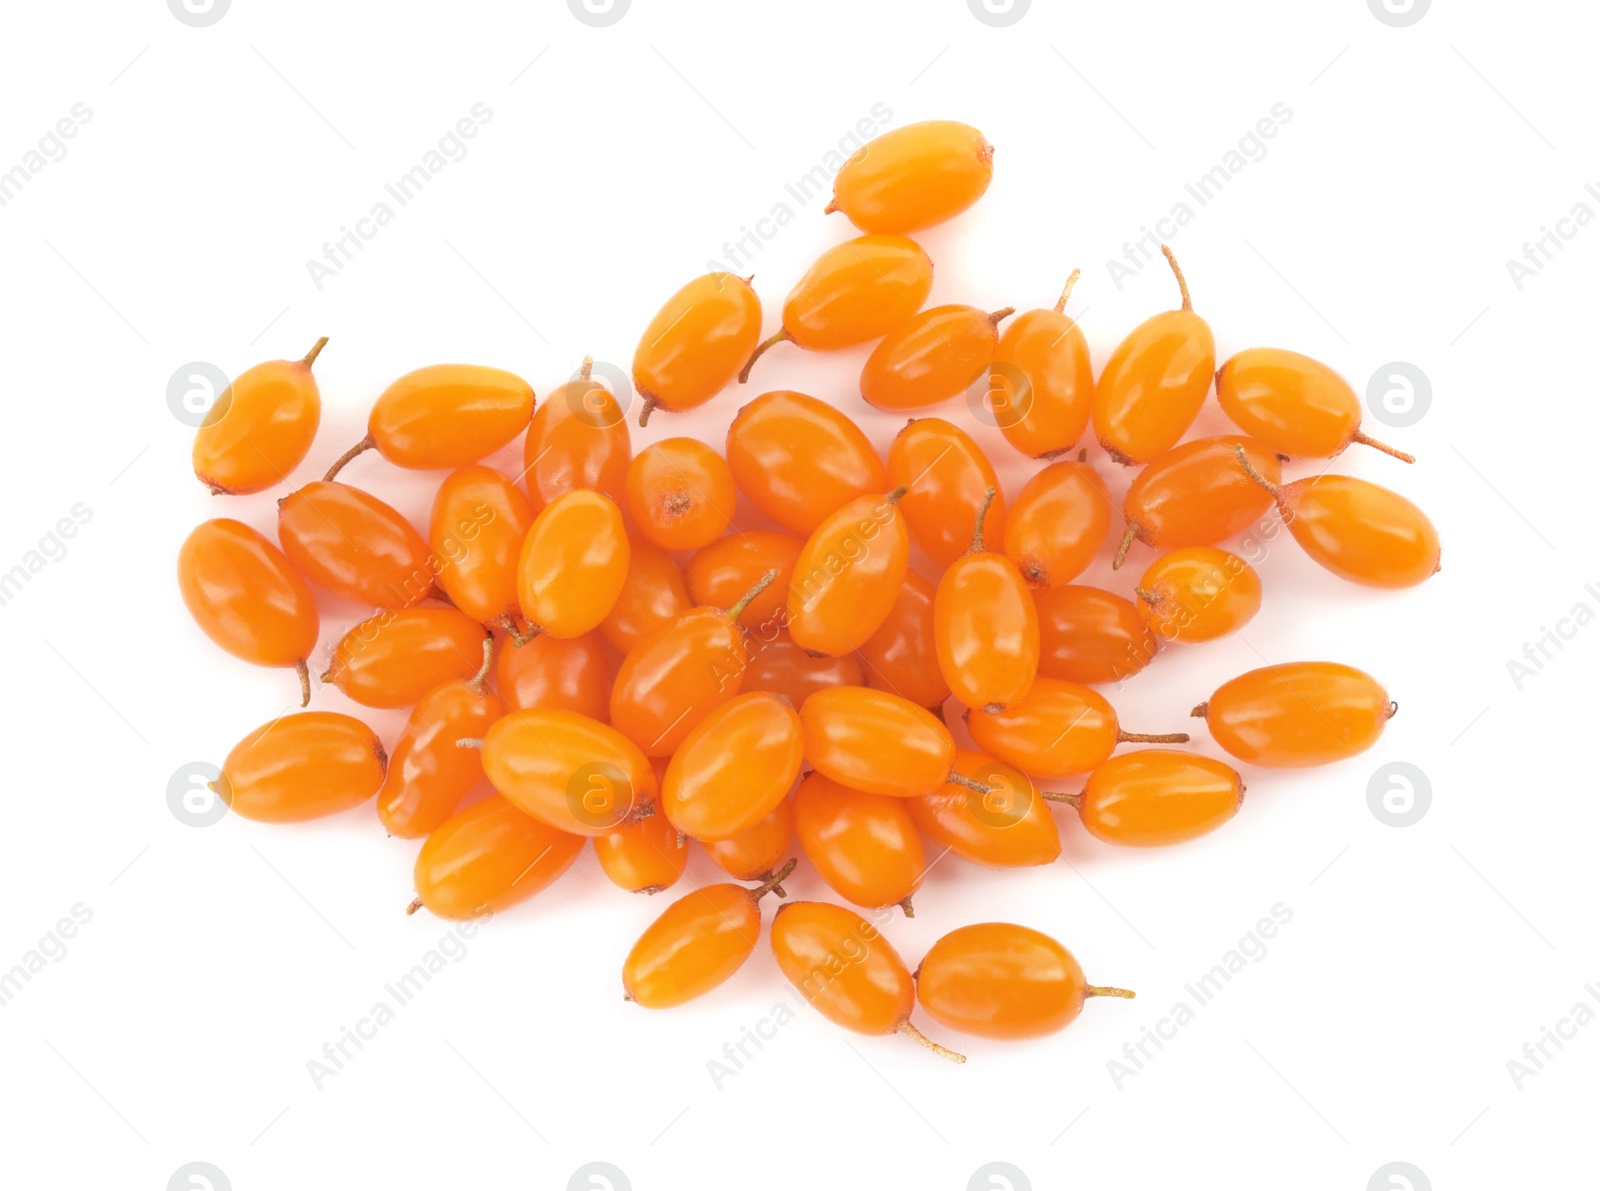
192, 338, 325, 495
915, 924, 1131, 1040
1071, 750, 1243, 847
1136, 547, 1262, 643
801, 686, 955, 798
771, 902, 961, 1060
967, 678, 1186, 779
523, 360, 632, 512
278, 481, 435, 610
412, 796, 584, 920
886, 419, 1005, 567
595, 804, 688, 894
725, 391, 887, 534
1118, 436, 1281, 566
479, 709, 657, 836
611, 605, 751, 757
786, 492, 910, 656
989, 279, 1094, 459
856, 571, 950, 710
364, 364, 534, 470
662, 692, 804, 841
1035, 586, 1158, 685
219, 711, 385, 824
322, 608, 488, 709
741, 236, 934, 381
632, 272, 762, 425
429, 465, 534, 632
910, 751, 1062, 868
1268, 474, 1440, 588
1093, 248, 1214, 464
704, 797, 794, 885
601, 535, 693, 654
516, 490, 629, 638
494, 632, 610, 720
1217, 348, 1414, 462
793, 772, 924, 912
177, 519, 318, 703
622, 869, 789, 1008
686, 532, 802, 633
743, 631, 863, 708
625, 438, 738, 552
1004, 458, 1112, 586
1198, 662, 1394, 769
861, 305, 1012, 412
935, 494, 1039, 713
377, 644, 505, 838
826, 120, 993, 234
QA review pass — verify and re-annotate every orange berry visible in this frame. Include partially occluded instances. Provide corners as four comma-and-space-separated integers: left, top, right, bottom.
793, 772, 924, 914
192, 337, 326, 495
1114, 435, 1281, 569
177, 518, 318, 706
278, 481, 437, 610
516, 490, 630, 638
966, 677, 1188, 778
600, 534, 693, 654
321, 607, 489, 709
855, 570, 951, 710
685, 531, 802, 633
1034, 585, 1158, 685
826, 120, 993, 234
1196, 661, 1394, 768
410, 795, 584, 920
988, 272, 1094, 459
742, 631, 863, 709
624, 437, 737, 552
915, 923, 1133, 1040
632, 272, 762, 425
861, 305, 1013, 412
523, 356, 632, 512
218, 711, 385, 824
786, 491, 910, 656
594, 802, 689, 895
1134, 546, 1262, 643
800, 686, 976, 799
477, 709, 656, 836
909, 751, 1062, 868
327, 364, 534, 477
493, 632, 610, 720
703, 796, 795, 888
1055, 749, 1243, 847
428, 465, 535, 635
1003, 455, 1112, 586
661, 691, 804, 841
886, 417, 1005, 567
725, 391, 886, 534
1217, 348, 1414, 462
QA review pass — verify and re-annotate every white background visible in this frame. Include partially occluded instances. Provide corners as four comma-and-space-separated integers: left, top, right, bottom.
1, 1, 1594, 1188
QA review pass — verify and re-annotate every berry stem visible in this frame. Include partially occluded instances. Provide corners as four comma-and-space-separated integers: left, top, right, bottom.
294, 659, 310, 708
1234, 444, 1280, 496
323, 433, 375, 482
726, 569, 778, 621
301, 336, 330, 369
638, 395, 658, 427
466, 637, 494, 694
885, 485, 908, 506
405, 897, 423, 916
1118, 730, 1189, 744
750, 857, 798, 902
1041, 789, 1083, 808
1113, 524, 1140, 570
1054, 269, 1082, 314
988, 306, 1016, 326
1190, 702, 1209, 718
738, 328, 793, 383
580, 355, 593, 381
1161, 244, 1192, 312
898, 897, 915, 919
456, 737, 485, 750
969, 486, 997, 554
945, 771, 992, 795
494, 612, 535, 647
1350, 430, 1416, 464
898, 1019, 967, 1064
1085, 985, 1137, 1000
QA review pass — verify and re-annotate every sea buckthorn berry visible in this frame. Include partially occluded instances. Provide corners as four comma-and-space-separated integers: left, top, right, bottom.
1134, 546, 1261, 643
725, 391, 887, 534
632, 272, 762, 425
786, 491, 910, 656
1114, 435, 1281, 569
595, 802, 688, 895
914, 924, 1133, 1040
704, 796, 794, 891
601, 535, 693, 654
178, 518, 319, 706
1195, 661, 1395, 769
910, 751, 1062, 868
662, 691, 804, 841
740, 236, 934, 381
192, 337, 327, 495
1003, 454, 1112, 586
474, 708, 657, 836
1048, 750, 1243, 847
218, 711, 385, 824
966, 677, 1188, 778
325, 364, 534, 479
861, 305, 1014, 412
935, 488, 1039, 713
743, 631, 863, 709
516, 489, 630, 638
800, 686, 982, 799
1217, 348, 1415, 463
321, 607, 489, 709
378, 640, 504, 838
686, 531, 802, 633
886, 418, 1005, 567
278, 481, 438, 610
622, 860, 797, 1008
524, 357, 631, 513
408, 796, 584, 920
1035, 586, 1159, 685
610, 571, 776, 757
494, 632, 610, 720
793, 772, 925, 915
989, 271, 1094, 459
826, 119, 993, 234
1236, 449, 1440, 588
625, 438, 738, 552
856, 570, 950, 710
1093, 246, 1215, 465
428, 465, 535, 638
770, 901, 964, 1062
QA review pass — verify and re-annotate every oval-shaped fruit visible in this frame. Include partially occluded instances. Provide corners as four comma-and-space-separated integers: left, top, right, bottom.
1004, 457, 1111, 587
278, 481, 436, 610
411, 796, 585, 919
428, 465, 535, 633
1068, 750, 1243, 847
704, 797, 795, 886
1034, 586, 1158, 685
685, 531, 802, 634
966, 677, 1188, 778
1116, 436, 1281, 568
600, 535, 693, 654
632, 272, 762, 425
793, 772, 924, 913
192, 338, 326, 495
909, 751, 1061, 868
1197, 661, 1394, 769
360, 363, 534, 470
861, 305, 1012, 412
218, 711, 385, 823
516, 490, 630, 638
856, 570, 950, 710
479, 709, 656, 836
886, 418, 1005, 567
725, 391, 886, 534
625, 438, 737, 552
662, 692, 804, 841
799, 686, 955, 798
494, 632, 610, 720
523, 357, 631, 512
321, 607, 488, 709
1216, 348, 1414, 462
989, 275, 1093, 459
1135, 546, 1262, 643
826, 120, 993, 234
595, 803, 688, 895
786, 492, 910, 656
1249, 466, 1440, 589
